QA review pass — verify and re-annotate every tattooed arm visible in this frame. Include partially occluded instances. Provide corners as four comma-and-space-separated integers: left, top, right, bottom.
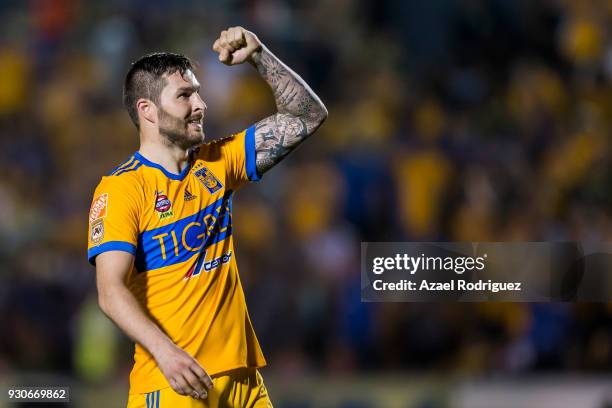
248, 48, 327, 173
212, 26, 328, 175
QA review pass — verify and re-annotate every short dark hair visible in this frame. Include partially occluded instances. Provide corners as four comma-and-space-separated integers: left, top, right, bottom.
123, 52, 195, 128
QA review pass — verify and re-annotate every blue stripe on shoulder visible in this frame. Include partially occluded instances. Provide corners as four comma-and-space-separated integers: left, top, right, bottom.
109, 156, 135, 176
146, 392, 150, 408
113, 159, 137, 175
114, 161, 142, 176
156, 390, 160, 408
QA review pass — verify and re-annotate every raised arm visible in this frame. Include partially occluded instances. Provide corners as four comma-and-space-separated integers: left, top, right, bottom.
212, 26, 328, 175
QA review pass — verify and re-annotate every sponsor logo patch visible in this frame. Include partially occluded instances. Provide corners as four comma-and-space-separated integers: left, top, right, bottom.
90, 219, 104, 244
89, 193, 108, 223
155, 193, 174, 220
194, 167, 223, 194
184, 250, 233, 280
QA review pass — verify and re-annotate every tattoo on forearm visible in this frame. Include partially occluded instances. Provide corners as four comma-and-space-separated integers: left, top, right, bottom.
251, 47, 327, 174
275, 82, 298, 107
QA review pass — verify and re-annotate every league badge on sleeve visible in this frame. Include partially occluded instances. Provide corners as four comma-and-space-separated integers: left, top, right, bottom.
194, 167, 223, 194
90, 219, 104, 244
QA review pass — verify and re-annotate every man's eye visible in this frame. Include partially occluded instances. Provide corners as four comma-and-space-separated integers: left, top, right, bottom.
179, 93, 189, 98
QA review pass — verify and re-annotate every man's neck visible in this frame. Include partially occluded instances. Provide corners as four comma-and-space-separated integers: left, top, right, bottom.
138, 140, 191, 175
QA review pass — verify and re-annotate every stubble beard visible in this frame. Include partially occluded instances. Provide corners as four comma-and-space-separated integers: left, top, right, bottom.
157, 106, 205, 150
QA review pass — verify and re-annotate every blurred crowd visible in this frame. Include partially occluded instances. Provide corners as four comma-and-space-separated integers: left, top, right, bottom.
0, 0, 611, 387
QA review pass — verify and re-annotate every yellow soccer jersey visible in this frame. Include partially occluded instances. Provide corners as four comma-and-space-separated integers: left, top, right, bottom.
87, 126, 266, 394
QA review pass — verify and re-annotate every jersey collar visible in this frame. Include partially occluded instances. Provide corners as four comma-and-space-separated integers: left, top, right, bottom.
134, 151, 191, 181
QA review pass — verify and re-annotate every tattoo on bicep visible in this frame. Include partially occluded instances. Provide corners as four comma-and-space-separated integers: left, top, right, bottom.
258, 128, 276, 142
255, 114, 308, 174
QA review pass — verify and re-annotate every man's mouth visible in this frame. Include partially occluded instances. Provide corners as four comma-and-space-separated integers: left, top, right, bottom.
187, 117, 203, 129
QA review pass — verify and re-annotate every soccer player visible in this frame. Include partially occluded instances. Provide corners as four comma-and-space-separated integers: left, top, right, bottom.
87, 26, 327, 407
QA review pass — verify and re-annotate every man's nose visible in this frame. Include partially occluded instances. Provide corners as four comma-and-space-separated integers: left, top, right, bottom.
193, 93, 207, 113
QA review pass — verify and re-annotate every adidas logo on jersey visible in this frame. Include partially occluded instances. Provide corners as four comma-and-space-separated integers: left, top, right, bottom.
184, 189, 197, 201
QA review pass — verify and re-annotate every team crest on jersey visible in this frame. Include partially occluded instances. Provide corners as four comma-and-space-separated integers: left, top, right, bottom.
90, 219, 104, 244
194, 167, 223, 194
154, 192, 174, 220
89, 193, 108, 223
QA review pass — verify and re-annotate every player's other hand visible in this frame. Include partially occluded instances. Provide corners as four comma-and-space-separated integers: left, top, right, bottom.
212, 26, 262, 65
154, 342, 213, 399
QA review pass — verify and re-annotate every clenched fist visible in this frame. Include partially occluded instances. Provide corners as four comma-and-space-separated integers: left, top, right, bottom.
212, 26, 262, 65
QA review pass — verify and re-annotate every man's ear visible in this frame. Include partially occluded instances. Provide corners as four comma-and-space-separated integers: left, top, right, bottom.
137, 98, 157, 125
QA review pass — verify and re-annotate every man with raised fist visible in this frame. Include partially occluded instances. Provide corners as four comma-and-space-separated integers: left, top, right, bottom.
87, 26, 327, 407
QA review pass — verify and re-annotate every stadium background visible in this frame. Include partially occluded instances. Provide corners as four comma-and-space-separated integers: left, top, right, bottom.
0, 0, 611, 406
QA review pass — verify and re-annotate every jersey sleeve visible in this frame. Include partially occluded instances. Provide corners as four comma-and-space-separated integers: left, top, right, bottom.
219, 125, 261, 190
87, 176, 142, 265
